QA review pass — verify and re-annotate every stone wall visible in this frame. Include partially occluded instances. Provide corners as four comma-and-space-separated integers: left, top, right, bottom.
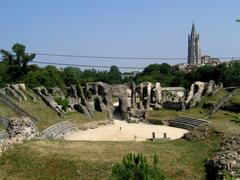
0, 116, 40, 154
206, 136, 240, 179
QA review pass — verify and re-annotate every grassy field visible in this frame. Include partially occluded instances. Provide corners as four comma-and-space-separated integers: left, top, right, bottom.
64, 111, 109, 126
225, 89, 240, 106
201, 88, 229, 105
209, 110, 240, 135
0, 102, 20, 119
146, 109, 180, 123
0, 137, 221, 180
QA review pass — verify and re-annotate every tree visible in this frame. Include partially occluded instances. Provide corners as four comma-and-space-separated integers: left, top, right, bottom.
110, 153, 165, 180
23, 65, 65, 88
107, 66, 122, 84
0, 43, 35, 82
64, 67, 82, 86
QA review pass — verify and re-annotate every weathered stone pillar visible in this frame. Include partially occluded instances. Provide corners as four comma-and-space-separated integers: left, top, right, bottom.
131, 82, 136, 108
139, 83, 143, 109
146, 82, 152, 109
95, 85, 98, 96
155, 82, 162, 104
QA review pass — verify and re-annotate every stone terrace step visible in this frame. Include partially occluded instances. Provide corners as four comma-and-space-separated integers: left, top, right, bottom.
168, 121, 198, 130
42, 121, 78, 139
169, 116, 209, 130
169, 120, 205, 127
171, 118, 208, 126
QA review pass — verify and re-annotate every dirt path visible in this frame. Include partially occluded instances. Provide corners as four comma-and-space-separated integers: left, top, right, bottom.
64, 120, 188, 141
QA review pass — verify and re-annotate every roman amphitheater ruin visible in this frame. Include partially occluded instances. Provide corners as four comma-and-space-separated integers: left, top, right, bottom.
0, 79, 227, 148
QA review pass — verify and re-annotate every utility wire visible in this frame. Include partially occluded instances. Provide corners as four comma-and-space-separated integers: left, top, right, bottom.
31, 61, 145, 70
1, 51, 240, 70
23, 52, 240, 60
3, 50, 240, 60
0, 57, 145, 69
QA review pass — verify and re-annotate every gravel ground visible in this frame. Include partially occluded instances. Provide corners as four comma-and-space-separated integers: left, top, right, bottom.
64, 120, 188, 141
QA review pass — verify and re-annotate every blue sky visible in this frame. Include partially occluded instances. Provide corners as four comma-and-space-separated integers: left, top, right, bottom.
0, 0, 240, 71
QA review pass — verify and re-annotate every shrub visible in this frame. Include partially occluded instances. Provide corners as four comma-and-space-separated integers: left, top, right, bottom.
54, 98, 69, 111
109, 153, 165, 180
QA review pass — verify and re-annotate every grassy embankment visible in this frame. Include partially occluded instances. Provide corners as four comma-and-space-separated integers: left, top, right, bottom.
146, 88, 240, 135
0, 102, 19, 131
13, 99, 108, 131
209, 89, 240, 135
146, 88, 229, 122
0, 137, 220, 180
0, 89, 108, 131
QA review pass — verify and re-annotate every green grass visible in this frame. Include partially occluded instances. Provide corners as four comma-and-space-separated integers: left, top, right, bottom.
201, 88, 228, 105
64, 111, 109, 127
0, 137, 221, 180
0, 102, 20, 119
146, 109, 180, 123
209, 110, 240, 135
225, 90, 240, 106
0, 123, 6, 131
13, 100, 63, 131
180, 106, 209, 119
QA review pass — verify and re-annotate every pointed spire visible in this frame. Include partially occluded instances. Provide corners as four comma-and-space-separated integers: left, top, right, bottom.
191, 22, 197, 37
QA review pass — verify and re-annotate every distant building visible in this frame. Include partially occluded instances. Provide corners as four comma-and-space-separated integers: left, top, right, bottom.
188, 23, 201, 65
122, 71, 139, 79
187, 23, 220, 67
200, 55, 220, 66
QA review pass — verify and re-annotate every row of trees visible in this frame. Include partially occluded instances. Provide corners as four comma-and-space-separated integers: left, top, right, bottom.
0, 44, 123, 88
0, 43, 240, 89
135, 62, 240, 88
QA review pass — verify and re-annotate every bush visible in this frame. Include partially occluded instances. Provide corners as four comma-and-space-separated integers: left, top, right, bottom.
54, 98, 69, 111
109, 153, 165, 180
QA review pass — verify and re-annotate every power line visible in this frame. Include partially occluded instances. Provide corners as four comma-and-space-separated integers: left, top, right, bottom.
30, 52, 185, 60
31, 61, 145, 70
4, 50, 240, 60
0, 57, 144, 70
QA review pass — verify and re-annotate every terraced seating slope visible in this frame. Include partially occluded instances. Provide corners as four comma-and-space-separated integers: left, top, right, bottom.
0, 117, 9, 127
42, 121, 78, 139
0, 131, 9, 141
0, 93, 38, 123
169, 116, 209, 130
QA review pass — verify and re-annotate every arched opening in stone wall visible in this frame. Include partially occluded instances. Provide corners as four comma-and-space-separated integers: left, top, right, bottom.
88, 87, 95, 96
97, 85, 105, 96
142, 87, 148, 108
193, 84, 199, 94
135, 87, 141, 108
94, 98, 102, 112
113, 97, 122, 120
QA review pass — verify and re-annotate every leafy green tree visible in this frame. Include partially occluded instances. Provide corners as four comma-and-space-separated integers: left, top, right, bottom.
23, 65, 65, 88
110, 153, 165, 180
0, 43, 35, 82
107, 66, 122, 84
64, 67, 82, 86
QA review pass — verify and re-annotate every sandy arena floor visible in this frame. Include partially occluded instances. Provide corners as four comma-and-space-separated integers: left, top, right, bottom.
64, 120, 188, 141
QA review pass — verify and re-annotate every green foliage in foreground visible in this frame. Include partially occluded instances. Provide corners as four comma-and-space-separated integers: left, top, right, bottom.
110, 153, 165, 180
